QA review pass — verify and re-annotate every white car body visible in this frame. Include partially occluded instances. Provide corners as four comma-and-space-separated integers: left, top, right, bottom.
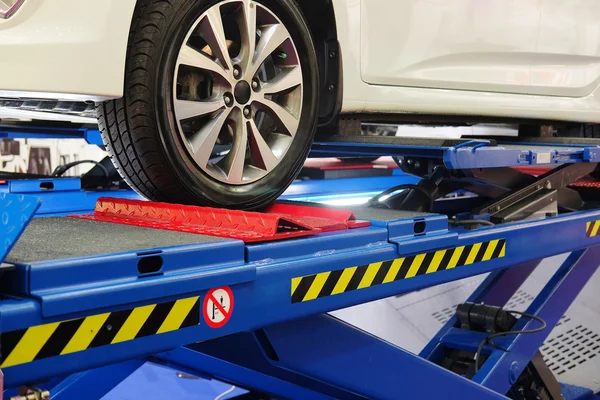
2, 0, 600, 123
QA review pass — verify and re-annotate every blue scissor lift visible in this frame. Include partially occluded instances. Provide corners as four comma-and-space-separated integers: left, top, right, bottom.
1, 126, 600, 399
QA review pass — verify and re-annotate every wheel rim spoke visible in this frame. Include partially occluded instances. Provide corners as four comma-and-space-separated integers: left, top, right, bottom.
254, 98, 299, 137
175, 98, 225, 121
177, 44, 229, 81
190, 108, 231, 167
250, 24, 290, 77
261, 66, 302, 95
173, 0, 303, 185
223, 113, 248, 183
248, 119, 279, 171
203, 6, 233, 71
239, 0, 257, 73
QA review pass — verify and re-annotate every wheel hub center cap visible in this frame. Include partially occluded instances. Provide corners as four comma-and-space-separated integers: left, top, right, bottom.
234, 80, 251, 104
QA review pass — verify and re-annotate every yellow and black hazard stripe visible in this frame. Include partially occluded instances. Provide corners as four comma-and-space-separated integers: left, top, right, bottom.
291, 239, 506, 304
0, 296, 200, 369
586, 220, 600, 237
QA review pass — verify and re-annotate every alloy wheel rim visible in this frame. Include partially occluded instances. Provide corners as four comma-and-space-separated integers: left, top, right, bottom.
173, 0, 303, 185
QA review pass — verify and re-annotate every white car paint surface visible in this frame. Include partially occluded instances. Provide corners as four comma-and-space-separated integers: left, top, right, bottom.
1, 0, 600, 122
0, 0, 136, 100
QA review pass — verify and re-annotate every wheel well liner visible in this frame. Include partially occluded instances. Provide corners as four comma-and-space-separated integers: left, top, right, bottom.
296, 0, 341, 125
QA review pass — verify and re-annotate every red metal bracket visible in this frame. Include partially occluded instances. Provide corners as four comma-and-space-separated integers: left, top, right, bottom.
73, 198, 369, 243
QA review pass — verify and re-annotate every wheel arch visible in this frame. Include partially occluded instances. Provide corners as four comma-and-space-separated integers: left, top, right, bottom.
295, 0, 342, 126
127, 0, 341, 125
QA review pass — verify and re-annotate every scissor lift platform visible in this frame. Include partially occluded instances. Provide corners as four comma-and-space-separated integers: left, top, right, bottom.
2, 133, 600, 399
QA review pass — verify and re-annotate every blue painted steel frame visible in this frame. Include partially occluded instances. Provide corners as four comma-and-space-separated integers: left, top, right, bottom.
2, 166, 600, 397
50, 360, 144, 400
478, 248, 600, 392
0, 178, 140, 216
0, 193, 39, 263
0, 125, 102, 145
165, 249, 595, 400
419, 248, 600, 397
4, 205, 600, 390
156, 348, 335, 400
1, 174, 410, 217
311, 140, 600, 169
261, 315, 506, 400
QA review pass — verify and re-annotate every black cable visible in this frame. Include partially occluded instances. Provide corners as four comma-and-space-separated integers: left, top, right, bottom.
474, 310, 547, 373
367, 184, 433, 211
52, 160, 109, 181
450, 219, 495, 227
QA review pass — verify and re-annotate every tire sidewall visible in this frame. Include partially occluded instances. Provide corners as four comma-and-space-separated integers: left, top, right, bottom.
154, 0, 319, 209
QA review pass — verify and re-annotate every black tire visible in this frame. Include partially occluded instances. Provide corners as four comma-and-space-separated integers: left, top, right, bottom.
97, 0, 319, 209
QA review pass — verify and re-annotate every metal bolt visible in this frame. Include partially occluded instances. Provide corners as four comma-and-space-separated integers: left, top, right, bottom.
107, 324, 113, 331
545, 180, 552, 189
252, 79, 259, 90
414, 161, 421, 169
328, 84, 335, 91
233, 67, 240, 78
329, 50, 336, 58
407, 159, 414, 165
224, 95, 232, 105
243, 107, 251, 118
495, 205, 501, 212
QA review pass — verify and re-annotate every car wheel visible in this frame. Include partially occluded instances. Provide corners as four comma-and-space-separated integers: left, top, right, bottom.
97, 0, 319, 209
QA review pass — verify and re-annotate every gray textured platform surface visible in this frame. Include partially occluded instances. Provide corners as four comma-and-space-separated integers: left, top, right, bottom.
7, 217, 224, 263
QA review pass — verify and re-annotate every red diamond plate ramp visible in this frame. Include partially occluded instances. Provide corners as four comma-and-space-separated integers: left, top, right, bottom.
265, 203, 370, 231
73, 198, 369, 243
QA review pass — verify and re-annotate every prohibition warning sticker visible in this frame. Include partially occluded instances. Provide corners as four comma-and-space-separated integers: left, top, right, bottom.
203, 286, 234, 328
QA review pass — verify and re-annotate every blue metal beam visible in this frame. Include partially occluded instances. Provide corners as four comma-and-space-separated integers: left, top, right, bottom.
476, 247, 600, 392
262, 314, 506, 400
50, 360, 144, 400
311, 140, 600, 169
421, 260, 541, 361
0, 178, 140, 216
156, 348, 335, 400
0, 126, 102, 145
